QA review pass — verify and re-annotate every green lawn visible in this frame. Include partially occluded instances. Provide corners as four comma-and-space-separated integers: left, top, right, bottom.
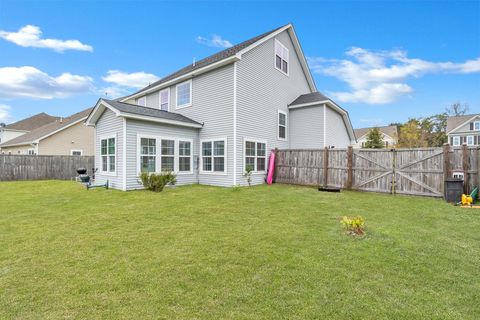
0, 181, 478, 319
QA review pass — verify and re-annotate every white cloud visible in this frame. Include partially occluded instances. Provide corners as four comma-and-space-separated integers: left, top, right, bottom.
102, 70, 160, 89
0, 66, 94, 99
0, 25, 93, 52
308, 48, 480, 104
196, 34, 233, 49
0, 104, 13, 124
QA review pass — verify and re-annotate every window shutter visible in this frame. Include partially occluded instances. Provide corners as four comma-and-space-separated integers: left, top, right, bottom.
470, 122, 474, 130
450, 137, 453, 145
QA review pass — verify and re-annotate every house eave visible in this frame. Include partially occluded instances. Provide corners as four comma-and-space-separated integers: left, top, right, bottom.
447, 115, 480, 134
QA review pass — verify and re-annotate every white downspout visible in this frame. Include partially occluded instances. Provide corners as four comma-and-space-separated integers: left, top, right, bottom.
233, 62, 237, 186
122, 118, 127, 191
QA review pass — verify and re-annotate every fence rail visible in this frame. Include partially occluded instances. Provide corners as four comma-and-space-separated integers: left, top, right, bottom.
0, 155, 94, 181
275, 145, 480, 198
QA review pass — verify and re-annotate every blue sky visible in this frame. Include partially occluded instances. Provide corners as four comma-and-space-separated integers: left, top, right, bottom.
0, 0, 478, 128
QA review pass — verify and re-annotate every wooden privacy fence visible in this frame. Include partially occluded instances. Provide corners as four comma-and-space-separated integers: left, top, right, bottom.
0, 155, 94, 181
275, 145, 480, 198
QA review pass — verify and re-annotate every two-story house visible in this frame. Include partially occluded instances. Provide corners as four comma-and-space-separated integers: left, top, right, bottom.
446, 114, 480, 146
353, 125, 398, 148
86, 24, 356, 190
0, 112, 59, 147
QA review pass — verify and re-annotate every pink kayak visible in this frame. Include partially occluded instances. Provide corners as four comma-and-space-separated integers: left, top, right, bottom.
267, 150, 276, 185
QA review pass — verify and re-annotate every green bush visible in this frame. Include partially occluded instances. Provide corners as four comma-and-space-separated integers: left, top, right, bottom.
340, 215, 366, 235
140, 171, 177, 192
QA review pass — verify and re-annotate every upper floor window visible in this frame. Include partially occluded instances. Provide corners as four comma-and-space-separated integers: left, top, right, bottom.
160, 89, 170, 111
474, 121, 480, 131
274, 39, 289, 75
278, 110, 287, 140
136, 96, 146, 107
176, 80, 192, 108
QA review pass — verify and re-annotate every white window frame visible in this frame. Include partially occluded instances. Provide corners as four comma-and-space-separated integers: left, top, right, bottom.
200, 137, 227, 175
452, 136, 460, 146
99, 134, 117, 176
70, 149, 83, 156
136, 96, 146, 107
28, 149, 35, 155
159, 88, 170, 111
474, 121, 480, 131
136, 135, 194, 175
274, 39, 289, 76
176, 80, 192, 109
466, 135, 474, 146
243, 137, 267, 174
277, 110, 287, 141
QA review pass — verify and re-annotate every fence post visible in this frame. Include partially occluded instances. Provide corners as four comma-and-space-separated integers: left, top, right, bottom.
443, 143, 450, 185
346, 146, 353, 189
323, 147, 329, 187
462, 143, 469, 194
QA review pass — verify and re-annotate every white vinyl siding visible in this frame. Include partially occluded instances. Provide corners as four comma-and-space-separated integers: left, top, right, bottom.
274, 39, 289, 75
176, 80, 192, 108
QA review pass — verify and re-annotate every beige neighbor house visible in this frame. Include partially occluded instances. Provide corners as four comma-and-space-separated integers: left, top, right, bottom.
353, 125, 398, 149
0, 112, 59, 146
446, 114, 480, 146
0, 108, 94, 155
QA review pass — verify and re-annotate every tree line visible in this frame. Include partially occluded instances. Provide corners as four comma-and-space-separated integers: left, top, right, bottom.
364, 103, 470, 148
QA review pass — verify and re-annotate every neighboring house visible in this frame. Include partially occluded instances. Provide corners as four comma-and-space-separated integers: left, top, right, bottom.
353, 125, 398, 148
86, 24, 356, 190
0, 112, 59, 146
446, 114, 480, 146
0, 108, 94, 155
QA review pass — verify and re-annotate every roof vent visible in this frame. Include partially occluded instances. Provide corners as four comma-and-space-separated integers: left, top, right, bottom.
192, 57, 196, 67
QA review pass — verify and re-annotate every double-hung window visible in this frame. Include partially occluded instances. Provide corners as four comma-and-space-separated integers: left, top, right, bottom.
159, 89, 170, 111
201, 139, 226, 173
474, 121, 480, 131
278, 110, 287, 140
452, 136, 460, 146
136, 96, 146, 107
176, 80, 192, 108
140, 138, 156, 172
179, 140, 192, 173
101, 137, 116, 173
467, 136, 474, 146
161, 139, 175, 172
244, 139, 266, 173
274, 39, 289, 75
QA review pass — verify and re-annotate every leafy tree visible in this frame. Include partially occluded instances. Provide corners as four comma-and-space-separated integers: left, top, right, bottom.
364, 128, 384, 148
398, 119, 428, 148
446, 102, 469, 116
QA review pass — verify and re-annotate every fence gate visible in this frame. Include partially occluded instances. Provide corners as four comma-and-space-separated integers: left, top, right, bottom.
352, 148, 444, 197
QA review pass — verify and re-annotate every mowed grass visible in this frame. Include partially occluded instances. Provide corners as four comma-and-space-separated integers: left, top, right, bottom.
0, 181, 478, 319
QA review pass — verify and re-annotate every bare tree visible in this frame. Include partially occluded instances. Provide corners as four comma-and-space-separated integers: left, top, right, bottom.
446, 102, 469, 116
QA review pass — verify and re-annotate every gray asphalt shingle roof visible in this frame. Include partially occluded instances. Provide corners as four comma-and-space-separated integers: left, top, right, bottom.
354, 125, 398, 139
4, 113, 59, 131
446, 114, 480, 133
288, 92, 330, 106
123, 25, 287, 100
103, 99, 202, 126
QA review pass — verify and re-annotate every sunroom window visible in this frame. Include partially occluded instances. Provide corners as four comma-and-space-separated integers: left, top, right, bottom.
161, 139, 175, 172
179, 140, 191, 172
140, 138, 156, 172
101, 137, 116, 173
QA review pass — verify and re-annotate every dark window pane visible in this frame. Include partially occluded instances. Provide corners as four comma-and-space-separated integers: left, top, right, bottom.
282, 60, 288, 73
279, 113, 286, 126
279, 126, 286, 139
108, 138, 115, 155
179, 157, 191, 172
276, 55, 282, 69
161, 140, 174, 155
202, 142, 212, 156
214, 141, 224, 156
245, 141, 256, 156
101, 139, 107, 155
257, 157, 266, 171
161, 156, 174, 171
245, 157, 255, 171
141, 156, 156, 172
214, 157, 224, 172
179, 141, 191, 156
102, 156, 107, 171
257, 143, 266, 157
109, 156, 115, 171
203, 157, 212, 171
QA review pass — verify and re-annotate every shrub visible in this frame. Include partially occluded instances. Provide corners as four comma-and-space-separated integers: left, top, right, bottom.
140, 171, 177, 192
340, 216, 366, 235
244, 165, 253, 186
